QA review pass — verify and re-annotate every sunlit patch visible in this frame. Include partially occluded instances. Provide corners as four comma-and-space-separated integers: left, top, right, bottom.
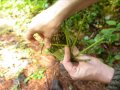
0, 18, 15, 27
0, 47, 29, 79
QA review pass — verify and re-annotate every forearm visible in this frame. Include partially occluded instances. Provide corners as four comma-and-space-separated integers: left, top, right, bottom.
47, 0, 99, 23
96, 65, 114, 84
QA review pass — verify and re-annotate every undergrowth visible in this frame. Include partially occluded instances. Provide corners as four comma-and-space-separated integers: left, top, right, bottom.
0, 0, 120, 89
49, 0, 120, 65
1, 0, 120, 65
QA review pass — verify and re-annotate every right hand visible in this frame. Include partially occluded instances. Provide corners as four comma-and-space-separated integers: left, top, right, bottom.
62, 46, 114, 84
26, 10, 60, 48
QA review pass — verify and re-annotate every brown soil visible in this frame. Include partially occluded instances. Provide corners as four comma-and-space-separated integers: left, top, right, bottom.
0, 79, 13, 90
0, 63, 107, 90
0, 34, 107, 90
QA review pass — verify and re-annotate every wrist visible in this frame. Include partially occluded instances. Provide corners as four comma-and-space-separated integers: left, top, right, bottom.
96, 64, 114, 84
47, 0, 80, 23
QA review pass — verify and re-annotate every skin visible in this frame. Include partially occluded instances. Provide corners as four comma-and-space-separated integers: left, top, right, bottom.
27, 0, 99, 48
62, 46, 114, 84
26, 0, 115, 83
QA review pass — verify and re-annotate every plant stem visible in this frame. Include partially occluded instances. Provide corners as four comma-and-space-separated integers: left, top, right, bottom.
76, 38, 104, 56
39, 42, 66, 47
51, 43, 66, 46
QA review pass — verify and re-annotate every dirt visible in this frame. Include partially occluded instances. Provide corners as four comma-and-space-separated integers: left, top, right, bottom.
0, 33, 107, 90
0, 62, 107, 90
0, 79, 14, 90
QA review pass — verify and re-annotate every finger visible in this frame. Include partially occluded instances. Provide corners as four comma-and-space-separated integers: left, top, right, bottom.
62, 46, 74, 72
44, 38, 51, 49
26, 29, 36, 42
77, 55, 96, 61
64, 46, 71, 61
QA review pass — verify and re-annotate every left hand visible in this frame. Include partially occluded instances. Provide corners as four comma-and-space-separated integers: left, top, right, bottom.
26, 9, 61, 48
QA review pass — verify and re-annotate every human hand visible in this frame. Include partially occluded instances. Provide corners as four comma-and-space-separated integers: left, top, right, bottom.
26, 9, 61, 48
62, 46, 114, 84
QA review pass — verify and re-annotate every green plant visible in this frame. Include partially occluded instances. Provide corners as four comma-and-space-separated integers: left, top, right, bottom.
24, 68, 46, 83
0, 0, 120, 83
11, 85, 19, 90
80, 19, 120, 65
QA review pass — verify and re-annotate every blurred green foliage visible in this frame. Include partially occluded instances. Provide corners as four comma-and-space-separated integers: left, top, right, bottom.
55, 0, 120, 65
24, 68, 45, 83
0, 0, 120, 65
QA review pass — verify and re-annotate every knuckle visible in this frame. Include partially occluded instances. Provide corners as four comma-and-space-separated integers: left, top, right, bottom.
70, 74, 77, 80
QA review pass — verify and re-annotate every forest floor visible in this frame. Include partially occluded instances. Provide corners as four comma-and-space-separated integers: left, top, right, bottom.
0, 0, 120, 90
0, 17, 106, 90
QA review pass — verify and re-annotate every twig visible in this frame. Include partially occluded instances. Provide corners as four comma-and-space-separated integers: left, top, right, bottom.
39, 42, 66, 47
76, 38, 104, 56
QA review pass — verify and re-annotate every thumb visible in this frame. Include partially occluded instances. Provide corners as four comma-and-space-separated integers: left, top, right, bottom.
63, 46, 71, 62
26, 29, 36, 42
62, 46, 73, 72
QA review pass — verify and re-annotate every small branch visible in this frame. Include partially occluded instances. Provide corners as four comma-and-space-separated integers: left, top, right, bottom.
39, 42, 66, 47
76, 38, 104, 56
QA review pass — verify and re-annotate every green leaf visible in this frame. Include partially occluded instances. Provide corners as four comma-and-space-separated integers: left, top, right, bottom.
24, 68, 45, 83
106, 20, 117, 26
100, 28, 117, 41
11, 85, 19, 90
116, 23, 120, 29
114, 54, 120, 60
52, 48, 64, 61
95, 28, 119, 44
84, 36, 89, 40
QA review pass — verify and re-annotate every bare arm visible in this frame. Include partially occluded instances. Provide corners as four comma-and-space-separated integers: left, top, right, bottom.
27, 0, 99, 48
47, 0, 99, 23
